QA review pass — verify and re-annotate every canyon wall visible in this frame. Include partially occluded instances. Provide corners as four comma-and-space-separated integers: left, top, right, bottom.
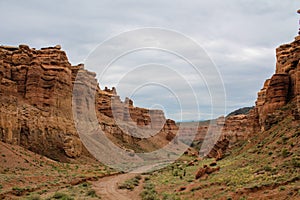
0, 45, 177, 161
255, 36, 300, 130
212, 36, 300, 155
180, 36, 300, 158
1, 35, 298, 161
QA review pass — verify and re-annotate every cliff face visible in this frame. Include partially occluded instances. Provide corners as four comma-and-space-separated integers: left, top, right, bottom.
0, 45, 81, 160
1, 34, 298, 161
0, 45, 177, 161
256, 36, 300, 130
179, 113, 257, 158
180, 36, 300, 159
215, 36, 300, 154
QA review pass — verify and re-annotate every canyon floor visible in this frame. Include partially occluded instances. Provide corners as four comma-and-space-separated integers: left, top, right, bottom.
1, 113, 299, 199
1, 34, 300, 200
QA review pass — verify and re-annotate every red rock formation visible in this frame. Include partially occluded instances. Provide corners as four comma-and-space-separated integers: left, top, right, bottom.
1, 33, 298, 162
179, 113, 256, 159
0, 44, 178, 160
198, 35, 300, 157
0, 45, 81, 160
198, 35, 299, 155
195, 165, 220, 179
256, 36, 300, 130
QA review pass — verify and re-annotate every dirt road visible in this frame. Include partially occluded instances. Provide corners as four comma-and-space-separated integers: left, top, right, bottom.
92, 173, 143, 200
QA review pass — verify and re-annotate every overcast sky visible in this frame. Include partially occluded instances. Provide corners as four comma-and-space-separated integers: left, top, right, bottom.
1, 0, 299, 121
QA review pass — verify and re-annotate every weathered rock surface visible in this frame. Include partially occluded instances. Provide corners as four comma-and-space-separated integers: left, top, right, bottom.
0, 45, 81, 160
0, 45, 178, 160
195, 165, 220, 179
256, 36, 300, 130
1, 34, 298, 161
180, 36, 300, 159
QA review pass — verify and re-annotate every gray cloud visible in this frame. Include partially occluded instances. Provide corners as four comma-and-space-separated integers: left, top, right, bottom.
1, 0, 299, 121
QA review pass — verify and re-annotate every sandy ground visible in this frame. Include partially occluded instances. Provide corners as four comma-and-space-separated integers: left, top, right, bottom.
92, 173, 144, 200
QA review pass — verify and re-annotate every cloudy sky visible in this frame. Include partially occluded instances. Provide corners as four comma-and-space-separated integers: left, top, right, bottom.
1, 0, 299, 121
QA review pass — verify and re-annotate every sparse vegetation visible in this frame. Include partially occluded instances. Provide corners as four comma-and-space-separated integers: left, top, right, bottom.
118, 175, 142, 190
47, 192, 74, 200
12, 186, 25, 196
263, 165, 272, 172
26, 194, 41, 200
141, 114, 300, 199
141, 182, 159, 200
86, 189, 97, 197
290, 157, 300, 168
162, 193, 181, 200
0, 143, 110, 199
282, 148, 290, 157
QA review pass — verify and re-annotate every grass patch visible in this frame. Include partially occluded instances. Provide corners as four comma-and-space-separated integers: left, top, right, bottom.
26, 194, 41, 200
80, 182, 90, 188
86, 189, 97, 197
12, 186, 25, 196
291, 158, 300, 168
118, 175, 142, 191
282, 149, 290, 158
141, 182, 159, 200
162, 192, 181, 200
49, 192, 74, 200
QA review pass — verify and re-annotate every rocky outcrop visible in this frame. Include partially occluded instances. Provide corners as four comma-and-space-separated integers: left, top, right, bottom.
0, 44, 178, 160
200, 34, 300, 156
255, 36, 300, 130
195, 165, 220, 179
0, 45, 81, 160
1, 32, 298, 162
195, 36, 300, 157
179, 112, 257, 159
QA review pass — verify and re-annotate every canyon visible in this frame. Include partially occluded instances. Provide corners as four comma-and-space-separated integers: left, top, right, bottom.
0, 44, 177, 162
0, 32, 299, 200
1, 36, 300, 162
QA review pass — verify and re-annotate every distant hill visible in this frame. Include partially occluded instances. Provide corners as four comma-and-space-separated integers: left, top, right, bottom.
226, 106, 254, 117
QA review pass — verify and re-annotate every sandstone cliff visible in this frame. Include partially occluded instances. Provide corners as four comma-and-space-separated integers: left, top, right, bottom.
0, 45, 177, 161
1, 35, 298, 161
255, 36, 300, 130
180, 36, 300, 159
0, 45, 81, 161
209, 36, 300, 157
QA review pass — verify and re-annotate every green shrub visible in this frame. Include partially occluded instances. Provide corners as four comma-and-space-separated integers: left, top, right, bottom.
281, 136, 289, 144
162, 193, 181, 200
81, 182, 89, 187
12, 187, 25, 196
86, 189, 97, 197
291, 158, 300, 168
173, 170, 179, 176
279, 186, 285, 191
141, 183, 159, 200
52, 192, 74, 200
118, 175, 142, 190
26, 194, 41, 200
263, 165, 272, 172
282, 149, 290, 158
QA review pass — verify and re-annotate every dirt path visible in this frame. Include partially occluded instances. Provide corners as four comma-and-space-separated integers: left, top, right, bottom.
92, 173, 144, 200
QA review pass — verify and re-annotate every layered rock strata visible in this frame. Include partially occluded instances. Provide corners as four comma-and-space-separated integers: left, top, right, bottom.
0, 45, 177, 160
